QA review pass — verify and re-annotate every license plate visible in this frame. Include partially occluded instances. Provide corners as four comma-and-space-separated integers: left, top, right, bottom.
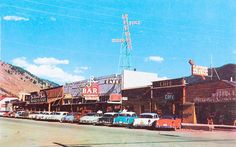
163, 124, 167, 126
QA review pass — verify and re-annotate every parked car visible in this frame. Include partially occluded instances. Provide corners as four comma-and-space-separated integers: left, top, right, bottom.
28, 111, 41, 119
35, 111, 46, 120
41, 112, 54, 120
133, 113, 159, 128
153, 115, 181, 130
51, 112, 68, 122
95, 112, 118, 126
113, 112, 137, 127
0, 111, 10, 117
79, 113, 103, 124
15, 111, 29, 118
61, 112, 81, 123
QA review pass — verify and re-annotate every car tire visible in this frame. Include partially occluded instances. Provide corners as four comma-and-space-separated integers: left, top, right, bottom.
151, 121, 156, 130
127, 123, 133, 129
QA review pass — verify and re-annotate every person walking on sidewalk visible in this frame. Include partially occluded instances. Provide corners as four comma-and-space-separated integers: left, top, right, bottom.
207, 114, 214, 131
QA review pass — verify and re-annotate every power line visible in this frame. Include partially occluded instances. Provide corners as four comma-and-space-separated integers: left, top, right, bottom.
3, 4, 121, 26
3, 3, 229, 40
65, 0, 229, 29
22, 0, 122, 19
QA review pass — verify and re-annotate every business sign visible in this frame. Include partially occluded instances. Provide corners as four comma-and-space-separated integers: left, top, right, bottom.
164, 93, 175, 100
194, 88, 236, 103
82, 77, 99, 101
153, 78, 185, 88
192, 65, 208, 76
109, 94, 122, 102
30, 91, 47, 104
104, 78, 121, 84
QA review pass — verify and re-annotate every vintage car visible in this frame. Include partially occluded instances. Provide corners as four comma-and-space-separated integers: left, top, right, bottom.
41, 112, 55, 120
113, 112, 137, 127
95, 112, 118, 126
15, 111, 29, 118
79, 113, 103, 124
154, 115, 182, 130
28, 111, 40, 119
35, 111, 45, 120
61, 112, 81, 123
50, 112, 69, 122
0, 111, 10, 117
133, 113, 159, 128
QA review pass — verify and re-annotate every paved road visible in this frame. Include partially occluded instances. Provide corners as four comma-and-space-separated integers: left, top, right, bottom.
0, 117, 235, 147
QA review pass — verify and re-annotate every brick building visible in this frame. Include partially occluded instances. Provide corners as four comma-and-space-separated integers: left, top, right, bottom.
186, 80, 236, 125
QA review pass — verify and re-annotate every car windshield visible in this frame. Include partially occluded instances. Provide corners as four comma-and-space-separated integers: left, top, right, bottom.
140, 115, 153, 118
119, 113, 133, 117
86, 113, 96, 116
103, 114, 113, 117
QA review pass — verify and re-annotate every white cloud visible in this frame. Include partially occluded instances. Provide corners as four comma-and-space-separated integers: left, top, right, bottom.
146, 56, 164, 63
12, 57, 84, 84
74, 66, 89, 73
33, 57, 69, 65
3, 15, 29, 21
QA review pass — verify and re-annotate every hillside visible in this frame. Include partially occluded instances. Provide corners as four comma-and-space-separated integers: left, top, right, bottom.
0, 61, 59, 96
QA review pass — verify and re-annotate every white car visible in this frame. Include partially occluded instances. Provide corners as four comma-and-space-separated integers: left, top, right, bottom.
51, 112, 68, 122
79, 113, 103, 124
133, 113, 159, 128
35, 112, 46, 120
41, 112, 54, 120
28, 111, 41, 119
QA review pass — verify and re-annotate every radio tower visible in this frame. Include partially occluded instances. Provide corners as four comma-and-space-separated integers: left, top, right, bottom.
112, 14, 140, 72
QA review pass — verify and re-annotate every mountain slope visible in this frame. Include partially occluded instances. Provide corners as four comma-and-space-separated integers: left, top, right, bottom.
0, 61, 59, 96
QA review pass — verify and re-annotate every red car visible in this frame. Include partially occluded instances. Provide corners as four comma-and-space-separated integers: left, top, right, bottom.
154, 115, 181, 130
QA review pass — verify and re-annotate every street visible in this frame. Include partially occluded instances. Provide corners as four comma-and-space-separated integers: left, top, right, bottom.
0, 117, 236, 147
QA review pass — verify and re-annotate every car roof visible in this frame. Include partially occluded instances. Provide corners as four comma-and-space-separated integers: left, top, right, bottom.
140, 113, 158, 116
120, 112, 136, 115
104, 112, 118, 115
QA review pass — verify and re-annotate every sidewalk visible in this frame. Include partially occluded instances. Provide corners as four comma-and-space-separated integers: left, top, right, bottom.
182, 123, 236, 131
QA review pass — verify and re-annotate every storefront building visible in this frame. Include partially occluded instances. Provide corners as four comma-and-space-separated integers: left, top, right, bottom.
152, 78, 186, 116
63, 74, 122, 113
122, 78, 187, 116
186, 80, 236, 125
24, 86, 63, 111
122, 86, 151, 114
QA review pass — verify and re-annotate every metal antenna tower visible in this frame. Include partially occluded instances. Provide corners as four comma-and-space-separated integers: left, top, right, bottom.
112, 14, 140, 72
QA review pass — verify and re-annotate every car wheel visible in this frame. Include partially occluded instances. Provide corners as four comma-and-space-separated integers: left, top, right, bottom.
127, 123, 133, 129
151, 121, 156, 130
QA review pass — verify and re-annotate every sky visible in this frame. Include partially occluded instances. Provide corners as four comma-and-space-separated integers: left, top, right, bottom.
0, 0, 236, 84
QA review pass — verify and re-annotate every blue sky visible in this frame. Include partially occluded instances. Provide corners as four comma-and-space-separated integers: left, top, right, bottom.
0, 0, 236, 84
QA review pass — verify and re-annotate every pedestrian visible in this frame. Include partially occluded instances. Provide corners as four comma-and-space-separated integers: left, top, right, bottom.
207, 114, 214, 131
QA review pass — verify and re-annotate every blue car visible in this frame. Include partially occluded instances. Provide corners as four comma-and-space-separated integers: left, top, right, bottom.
113, 112, 137, 127
61, 112, 81, 123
